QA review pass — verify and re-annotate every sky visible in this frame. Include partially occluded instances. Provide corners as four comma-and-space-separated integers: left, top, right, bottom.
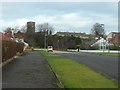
0, 2, 118, 34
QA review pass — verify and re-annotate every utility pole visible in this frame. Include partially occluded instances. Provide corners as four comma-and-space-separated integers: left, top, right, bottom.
44, 29, 48, 49
44, 32, 46, 49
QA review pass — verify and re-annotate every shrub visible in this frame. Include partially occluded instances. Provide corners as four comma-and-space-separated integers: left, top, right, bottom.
109, 45, 120, 50
16, 42, 24, 53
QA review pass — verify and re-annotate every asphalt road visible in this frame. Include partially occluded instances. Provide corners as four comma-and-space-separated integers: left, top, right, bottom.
2, 51, 59, 88
53, 51, 118, 82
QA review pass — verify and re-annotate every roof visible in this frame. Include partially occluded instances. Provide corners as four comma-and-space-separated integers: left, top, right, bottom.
111, 32, 120, 34
91, 38, 109, 47
56, 32, 90, 37
14, 31, 24, 39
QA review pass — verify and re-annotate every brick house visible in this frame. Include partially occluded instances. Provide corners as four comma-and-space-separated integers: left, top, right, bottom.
106, 32, 120, 45
0, 32, 12, 41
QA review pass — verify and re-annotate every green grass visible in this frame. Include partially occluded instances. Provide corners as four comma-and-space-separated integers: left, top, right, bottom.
40, 50, 118, 88
39, 50, 60, 57
93, 52, 120, 57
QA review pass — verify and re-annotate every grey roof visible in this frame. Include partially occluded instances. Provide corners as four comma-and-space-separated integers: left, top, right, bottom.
56, 32, 90, 37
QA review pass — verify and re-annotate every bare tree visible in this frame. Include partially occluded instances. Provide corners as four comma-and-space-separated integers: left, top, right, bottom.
91, 23, 105, 39
20, 25, 27, 33
37, 23, 54, 35
4, 27, 12, 33
4, 26, 20, 33
13, 26, 20, 33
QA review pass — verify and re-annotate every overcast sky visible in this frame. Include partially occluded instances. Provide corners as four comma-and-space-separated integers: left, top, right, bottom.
0, 2, 118, 34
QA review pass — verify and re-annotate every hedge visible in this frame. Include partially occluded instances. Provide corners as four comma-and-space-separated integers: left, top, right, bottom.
2, 40, 24, 62
16, 42, 24, 53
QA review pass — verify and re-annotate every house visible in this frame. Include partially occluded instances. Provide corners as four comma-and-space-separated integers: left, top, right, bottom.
14, 31, 29, 50
91, 38, 109, 50
106, 32, 120, 45
56, 32, 91, 39
1, 32, 29, 51
0, 32, 12, 41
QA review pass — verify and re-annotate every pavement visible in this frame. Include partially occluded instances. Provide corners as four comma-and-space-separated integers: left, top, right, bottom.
2, 51, 59, 88
53, 50, 118, 82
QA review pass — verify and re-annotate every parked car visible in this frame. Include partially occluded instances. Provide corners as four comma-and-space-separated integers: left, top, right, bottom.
47, 46, 53, 52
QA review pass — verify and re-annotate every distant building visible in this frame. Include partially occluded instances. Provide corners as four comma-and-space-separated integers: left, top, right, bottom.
0, 32, 12, 41
27, 21, 35, 33
91, 38, 109, 50
106, 32, 120, 45
56, 32, 91, 39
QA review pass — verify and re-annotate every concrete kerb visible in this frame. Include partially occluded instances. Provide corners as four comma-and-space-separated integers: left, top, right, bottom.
46, 59, 65, 88
0, 52, 24, 68
39, 51, 65, 89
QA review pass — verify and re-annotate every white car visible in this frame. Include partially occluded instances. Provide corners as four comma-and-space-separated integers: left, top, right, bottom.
47, 46, 53, 52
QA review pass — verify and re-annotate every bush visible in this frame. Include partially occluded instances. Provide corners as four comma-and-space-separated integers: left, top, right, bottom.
109, 45, 120, 50
16, 42, 24, 53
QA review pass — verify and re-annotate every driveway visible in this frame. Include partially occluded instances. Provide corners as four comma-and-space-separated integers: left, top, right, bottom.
2, 51, 59, 88
53, 51, 118, 82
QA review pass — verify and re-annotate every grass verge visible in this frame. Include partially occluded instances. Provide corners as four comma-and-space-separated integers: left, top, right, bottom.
92, 52, 120, 57
40, 50, 118, 88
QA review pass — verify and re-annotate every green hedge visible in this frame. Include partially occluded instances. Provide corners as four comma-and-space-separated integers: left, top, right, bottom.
2, 40, 24, 62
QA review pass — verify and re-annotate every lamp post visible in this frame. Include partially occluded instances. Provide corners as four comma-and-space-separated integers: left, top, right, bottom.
58, 40, 59, 50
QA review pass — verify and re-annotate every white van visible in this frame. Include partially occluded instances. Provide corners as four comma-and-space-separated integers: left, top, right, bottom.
47, 46, 53, 52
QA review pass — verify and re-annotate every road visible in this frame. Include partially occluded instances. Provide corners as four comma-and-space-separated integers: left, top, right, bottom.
2, 51, 59, 88
53, 50, 118, 82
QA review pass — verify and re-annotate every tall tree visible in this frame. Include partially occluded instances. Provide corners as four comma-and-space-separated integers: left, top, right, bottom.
37, 23, 54, 35
91, 23, 105, 39
20, 25, 27, 33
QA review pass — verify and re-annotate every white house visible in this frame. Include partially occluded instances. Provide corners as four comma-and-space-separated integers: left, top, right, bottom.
15, 38, 29, 51
91, 38, 110, 50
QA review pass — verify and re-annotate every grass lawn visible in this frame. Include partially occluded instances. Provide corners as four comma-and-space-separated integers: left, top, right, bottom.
93, 52, 120, 57
40, 50, 118, 88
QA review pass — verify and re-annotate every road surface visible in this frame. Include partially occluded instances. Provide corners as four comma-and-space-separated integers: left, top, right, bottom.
53, 50, 118, 82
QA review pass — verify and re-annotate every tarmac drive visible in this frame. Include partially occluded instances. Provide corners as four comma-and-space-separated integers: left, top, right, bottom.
2, 51, 59, 88
54, 51, 118, 82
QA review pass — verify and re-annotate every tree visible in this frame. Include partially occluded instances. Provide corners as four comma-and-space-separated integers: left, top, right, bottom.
37, 23, 54, 35
20, 25, 27, 33
4, 26, 20, 33
13, 26, 20, 33
75, 37, 82, 45
4, 27, 13, 37
91, 23, 105, 39
4, 27, 11, 32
